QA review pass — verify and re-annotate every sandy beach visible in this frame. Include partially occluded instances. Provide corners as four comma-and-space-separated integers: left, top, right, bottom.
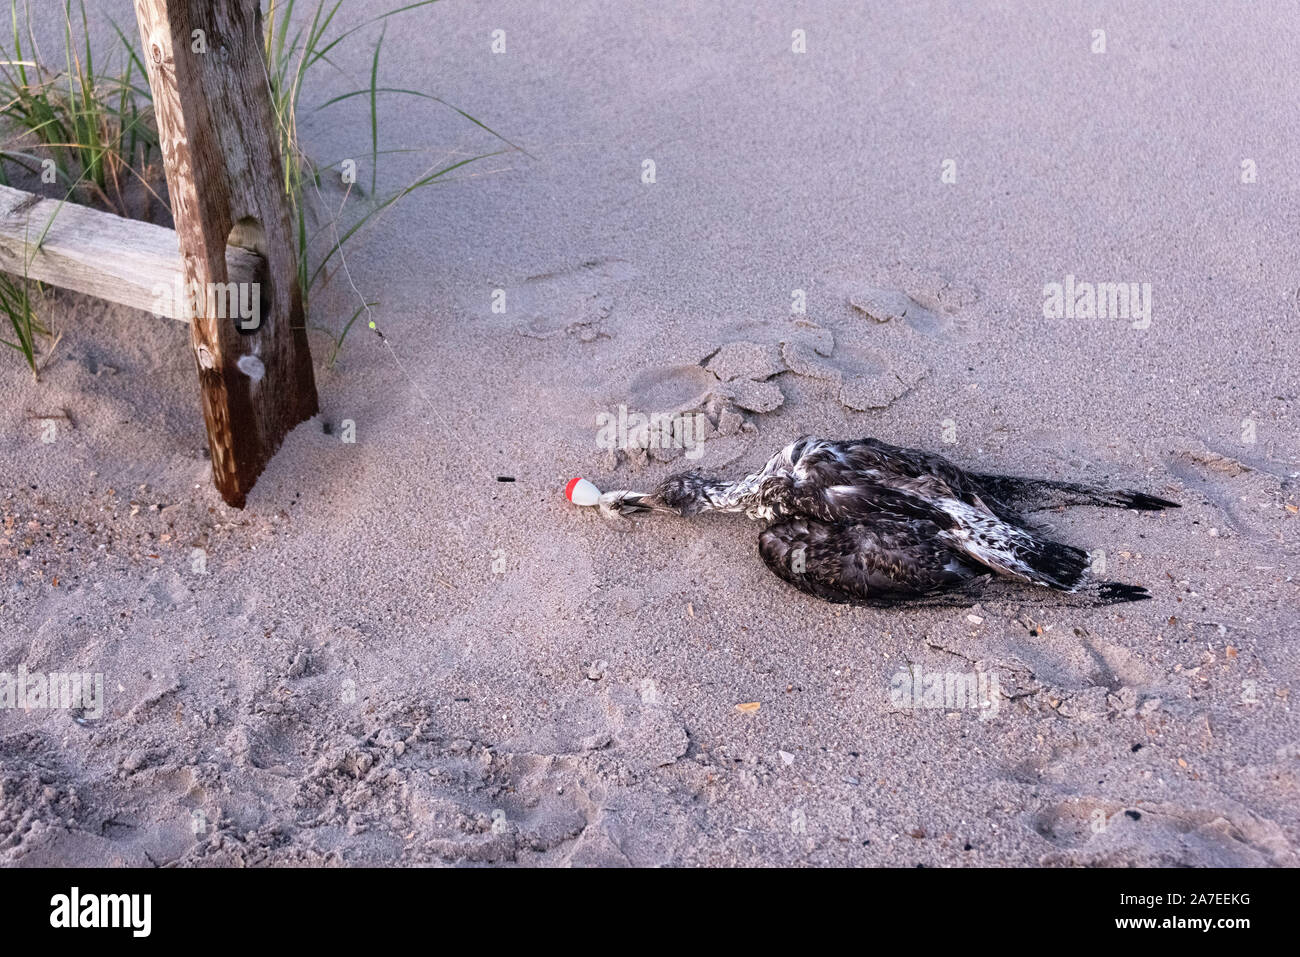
1, 0, 1297, 866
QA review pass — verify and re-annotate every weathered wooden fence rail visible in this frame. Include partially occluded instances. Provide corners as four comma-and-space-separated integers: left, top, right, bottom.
0, 183, 262, 320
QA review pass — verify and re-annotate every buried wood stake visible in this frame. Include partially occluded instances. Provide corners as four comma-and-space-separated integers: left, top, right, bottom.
134, 0, 317, 507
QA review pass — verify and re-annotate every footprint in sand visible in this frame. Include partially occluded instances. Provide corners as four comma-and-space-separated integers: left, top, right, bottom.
777, 317, 930, 412
1031, 798, 1127, 849
1163, 437, 1297, 547
831, 271, 981, 409
884, 264, 982, 323
849, 286, 953, 337
692, 276, 978, 417
1035, 799, 1296, 866
601, 362, 763, 470
475, 258, 638, 341
626, 364, 717, 415
606, 270, 983, 465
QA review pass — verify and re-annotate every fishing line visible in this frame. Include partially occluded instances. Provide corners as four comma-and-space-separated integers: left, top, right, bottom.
258, 51, 500, 480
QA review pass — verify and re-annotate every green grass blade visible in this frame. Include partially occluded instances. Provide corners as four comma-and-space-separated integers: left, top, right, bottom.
308, 150, 503, 288
326, 298, 378, 366
305, 0, 440, 70
368, 23, 382, 195
316, 86, 535, 159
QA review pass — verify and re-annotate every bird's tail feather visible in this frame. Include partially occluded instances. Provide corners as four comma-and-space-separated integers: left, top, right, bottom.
1016, 541, 1152, 603
1018, 541, 1151, 603
1027, 539, 1092, 591
1087, 581, 1152, 604
973, 474, 1180, 512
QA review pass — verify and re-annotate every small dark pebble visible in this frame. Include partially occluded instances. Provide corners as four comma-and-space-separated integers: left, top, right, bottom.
1125, 810, 1142, 820
496, 476, 515, 482
1131, 743, 1143, 752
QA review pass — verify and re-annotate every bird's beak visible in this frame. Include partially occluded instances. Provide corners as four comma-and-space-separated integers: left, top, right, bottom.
597, 490, 676, 519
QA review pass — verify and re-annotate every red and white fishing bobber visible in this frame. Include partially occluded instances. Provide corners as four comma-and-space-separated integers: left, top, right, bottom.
564, 477, 602, 507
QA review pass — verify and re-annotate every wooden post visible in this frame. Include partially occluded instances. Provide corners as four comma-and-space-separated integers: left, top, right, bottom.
134, 0, 317, 507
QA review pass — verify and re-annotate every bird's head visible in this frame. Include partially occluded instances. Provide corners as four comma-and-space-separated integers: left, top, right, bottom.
653, 470, 724, 515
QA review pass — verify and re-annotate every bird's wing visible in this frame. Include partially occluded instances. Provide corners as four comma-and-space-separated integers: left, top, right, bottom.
769, 438, 978, 523
931, 497, 1090, 589
757, 517, 982, 605
766, 445, 1089, 590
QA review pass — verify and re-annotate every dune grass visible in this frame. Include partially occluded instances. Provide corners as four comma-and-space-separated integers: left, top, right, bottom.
0, 0, 157, 377
0, 254, 46, 379
0, 0, 523, 375
0, 0, 160, 218
263, 0, 522, 364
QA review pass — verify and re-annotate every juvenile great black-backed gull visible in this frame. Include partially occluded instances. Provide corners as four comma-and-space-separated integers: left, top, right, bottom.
570, 436, 1178, 607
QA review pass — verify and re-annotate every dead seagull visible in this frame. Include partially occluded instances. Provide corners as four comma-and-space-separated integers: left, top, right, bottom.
567, 435, 1178, 607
